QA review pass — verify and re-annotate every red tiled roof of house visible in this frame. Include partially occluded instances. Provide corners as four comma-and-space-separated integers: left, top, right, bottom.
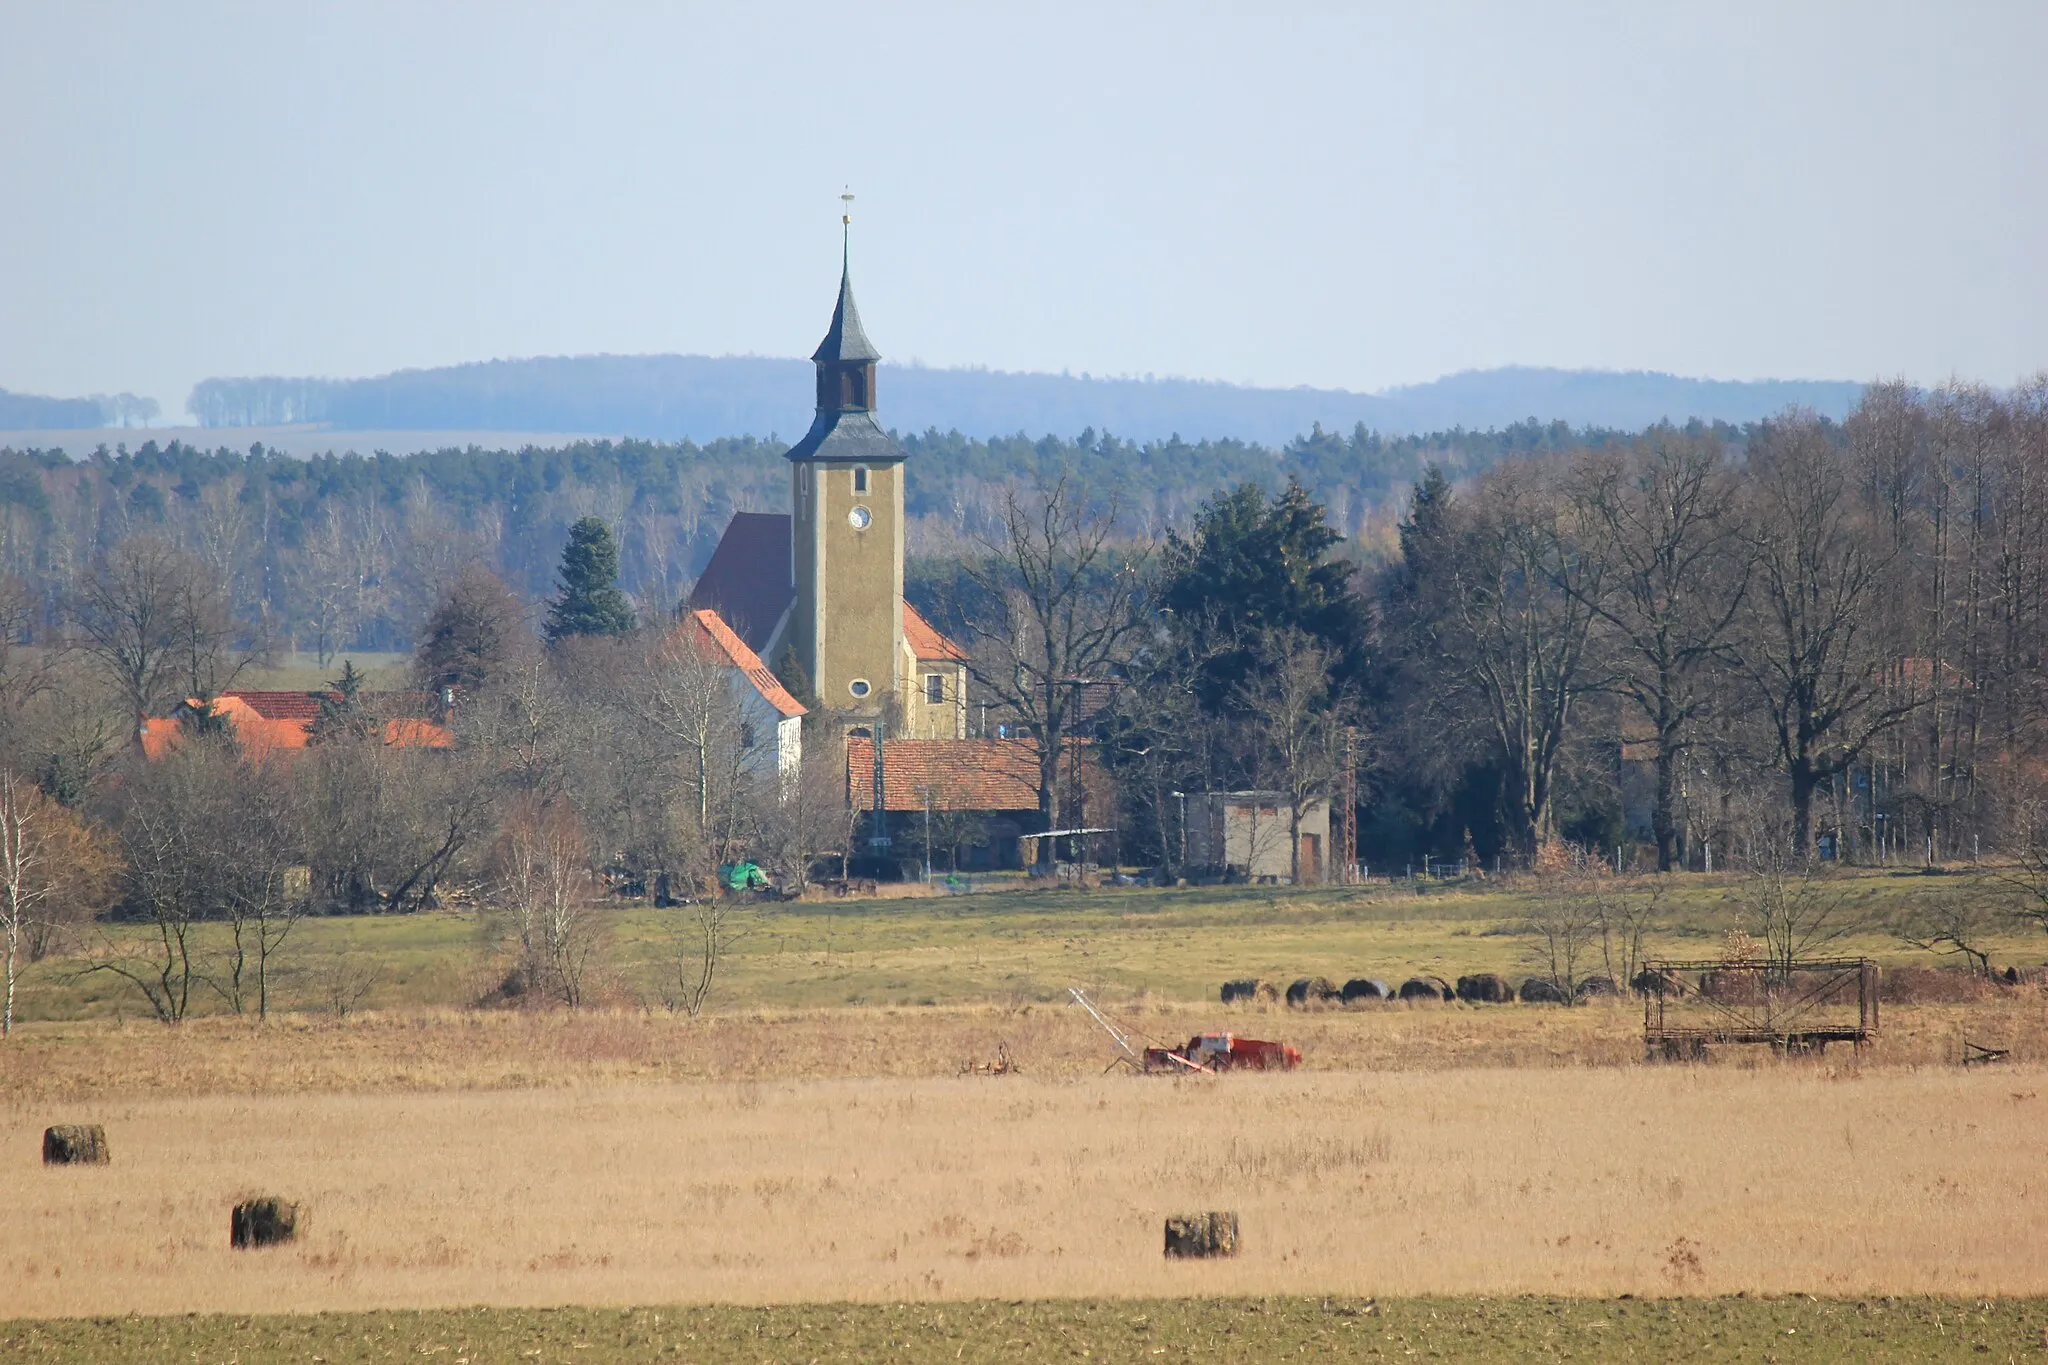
688, 609, 807, 719
847, 737, 1042, 813
903, 602, 969, 662
223, 690, 332, 721
686, 512, 795, 656
384, 717, 455, 749
141, 690, 454, 758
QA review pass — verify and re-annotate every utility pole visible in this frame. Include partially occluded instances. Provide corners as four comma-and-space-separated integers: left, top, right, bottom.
1340, 726, 1358, 883
869, 718, 891, 861
916, 784, 933, 883
1170, 790, 1188, 878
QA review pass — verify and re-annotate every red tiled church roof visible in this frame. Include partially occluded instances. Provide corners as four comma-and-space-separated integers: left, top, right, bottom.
686, 610, 807, 719
903, 602, 969, 662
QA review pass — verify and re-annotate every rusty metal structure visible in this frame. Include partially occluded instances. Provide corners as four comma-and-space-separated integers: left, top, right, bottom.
1640, 957, 1879, 1060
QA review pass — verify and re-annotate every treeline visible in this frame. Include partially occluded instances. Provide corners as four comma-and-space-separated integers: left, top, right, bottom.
0, 387, 158, 430
1086, 378, 2048, 879
0, 419, 1657, 662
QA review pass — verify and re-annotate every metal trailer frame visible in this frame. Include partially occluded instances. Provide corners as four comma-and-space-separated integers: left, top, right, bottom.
1641, 956, 1878, 1061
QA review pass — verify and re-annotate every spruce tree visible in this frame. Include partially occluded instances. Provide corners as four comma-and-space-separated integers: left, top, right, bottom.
545, 517, 636, 643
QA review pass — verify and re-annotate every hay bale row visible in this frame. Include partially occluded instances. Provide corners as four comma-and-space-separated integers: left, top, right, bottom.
1225, 972, 1634, 1007
41, 1123, 299, 1250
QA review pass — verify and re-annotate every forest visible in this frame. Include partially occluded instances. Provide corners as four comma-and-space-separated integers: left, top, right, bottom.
0, 417, 1642, 658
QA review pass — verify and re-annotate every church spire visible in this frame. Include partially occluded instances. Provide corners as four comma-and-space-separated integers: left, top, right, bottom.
812, 219, 880, 368
811, 197, 880, 410
784, 196, 904, 463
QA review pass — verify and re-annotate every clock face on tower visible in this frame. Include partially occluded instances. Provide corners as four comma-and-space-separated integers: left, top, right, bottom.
848, 505, 872, 530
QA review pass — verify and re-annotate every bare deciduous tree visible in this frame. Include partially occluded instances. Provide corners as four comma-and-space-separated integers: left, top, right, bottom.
493, 798, 604, 1007
952, 477, 1149, 864
70, 537, 256, 744
1736, 417, 1922, 854
1522, 870, 1604, 999
1235, 627, 1352, 884
667, 894, 750, 1018
1406, 461, 1609, 861
1570, 432, 1747, 871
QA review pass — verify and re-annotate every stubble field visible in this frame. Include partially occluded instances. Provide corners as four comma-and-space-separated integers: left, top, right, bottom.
6, 1064, 2047, 1322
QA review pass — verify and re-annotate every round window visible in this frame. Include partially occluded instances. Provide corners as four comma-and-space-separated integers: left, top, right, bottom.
848, 505, 872, 530
848, 678, 872, 698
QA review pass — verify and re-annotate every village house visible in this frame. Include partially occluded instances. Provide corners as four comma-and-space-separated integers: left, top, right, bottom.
1183, 791, 1330, 883
141, 689, 454, 760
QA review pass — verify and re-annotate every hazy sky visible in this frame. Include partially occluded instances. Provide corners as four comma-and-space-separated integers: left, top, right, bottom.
2, 2, 2043, 417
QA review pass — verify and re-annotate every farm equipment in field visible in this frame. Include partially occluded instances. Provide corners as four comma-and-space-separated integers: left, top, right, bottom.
1068, 988, 1301, 1074
1143, 1032, 1301, 1073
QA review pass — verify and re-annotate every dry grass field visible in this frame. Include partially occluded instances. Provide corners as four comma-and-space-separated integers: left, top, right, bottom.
6, 1065, 2046, 1320
5, 992, 2046, 1099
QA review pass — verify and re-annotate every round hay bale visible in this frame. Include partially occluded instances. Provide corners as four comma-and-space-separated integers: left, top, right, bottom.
1456, 972, 1514, 1004
1341, 977, 1389, 1004
1631, 968, 1679, 996
42, 1124, 108, 1166
1220, 978, 1276, 1004
1518, 977, 1568, 1004
1396, 977, 1443, 1002
1285, 976, 1338, 1008
1164, 1210, 1240, 1259
1574, 975, 1619, 999
231, 1197, 301, 1249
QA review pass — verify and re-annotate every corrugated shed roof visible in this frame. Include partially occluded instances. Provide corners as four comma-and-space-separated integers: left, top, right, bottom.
846, 737, 1042, 813
686, 512, 795, 655
903, 602, 968, 662
689, 609, 807, 719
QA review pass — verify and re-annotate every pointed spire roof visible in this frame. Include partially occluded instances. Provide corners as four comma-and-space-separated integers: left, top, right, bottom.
811, 234, 881, 364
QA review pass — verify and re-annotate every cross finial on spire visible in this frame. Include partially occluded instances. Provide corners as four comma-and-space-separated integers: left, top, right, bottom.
840, 188, 854, 262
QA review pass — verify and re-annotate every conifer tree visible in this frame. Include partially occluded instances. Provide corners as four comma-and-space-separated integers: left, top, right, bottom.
544, 517, 635, 643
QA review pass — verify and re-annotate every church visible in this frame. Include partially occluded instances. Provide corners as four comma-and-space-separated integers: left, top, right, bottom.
686, 238, 972, 741
686, 239, 1056, 866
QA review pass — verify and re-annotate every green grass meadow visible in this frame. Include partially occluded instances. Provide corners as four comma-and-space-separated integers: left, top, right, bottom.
6, 1296, 2044, 1363
18, 866, 2042, 1023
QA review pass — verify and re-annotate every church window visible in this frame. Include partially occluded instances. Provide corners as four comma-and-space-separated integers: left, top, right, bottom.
848, 505, 872, 530
852, 466, 869, 493
849, 678, 872, 698
925, 674, 945, 704
739, 721, 757, 750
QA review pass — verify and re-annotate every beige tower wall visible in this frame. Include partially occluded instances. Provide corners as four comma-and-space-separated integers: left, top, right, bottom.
792, 458, 905, 722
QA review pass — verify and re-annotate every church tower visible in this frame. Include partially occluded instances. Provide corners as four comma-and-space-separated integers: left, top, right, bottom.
786, 232, 907, 728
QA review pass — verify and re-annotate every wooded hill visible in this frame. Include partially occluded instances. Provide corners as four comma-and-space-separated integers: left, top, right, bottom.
182, 358, 1865, 445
